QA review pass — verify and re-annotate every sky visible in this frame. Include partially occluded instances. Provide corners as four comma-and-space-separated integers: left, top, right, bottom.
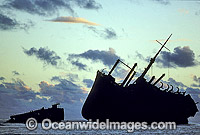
0, 0, 200, 123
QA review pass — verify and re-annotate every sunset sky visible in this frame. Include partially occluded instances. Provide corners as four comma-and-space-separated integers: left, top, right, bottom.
0, 0, 200, 123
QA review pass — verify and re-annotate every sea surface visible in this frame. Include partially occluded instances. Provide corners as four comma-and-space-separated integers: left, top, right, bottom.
0, 119, 200, 135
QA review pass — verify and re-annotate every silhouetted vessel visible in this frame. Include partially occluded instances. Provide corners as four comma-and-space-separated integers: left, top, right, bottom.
82, 34, 198, 124
7, 103, 64, 123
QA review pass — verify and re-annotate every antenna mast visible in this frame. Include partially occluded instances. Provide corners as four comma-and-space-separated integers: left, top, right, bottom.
136, 34, 172, 82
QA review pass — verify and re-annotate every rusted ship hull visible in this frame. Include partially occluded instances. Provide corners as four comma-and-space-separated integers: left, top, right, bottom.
82, 71, 198, 124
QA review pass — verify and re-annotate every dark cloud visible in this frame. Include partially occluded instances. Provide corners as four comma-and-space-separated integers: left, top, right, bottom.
0, 12, 34, 31
0, 78, 51, 119
3, 0, 101, 16
186, 87, 200, 95
191, 75, 200, 87
52, 74, 79, 83
193, 75, 200, 84
0, 77, 5, 81
0, 0, 101, 31
0, 13, 18, 30
1, 79, 38, 104
152, 0, 170, 5
23, 47, 61, 66
68, 48, 121, 67
87, 26, 117, 39
0, 88, 51, 120
157, 46, 198, 68
41, 77, 87, 103
112, 66, 129, 81
195, 10, 200, 16
75, 0, 102, 10
12, 71, 20, 76
191, 84, 200, 87
4, 0, 73, 16
0, 77, 87, 120
65, 73, 79, 82
3, 78, 31, 92
135, 51, 145, 60
83, 79, 93, 88
167, 78, 187, 88
104, 28, 117, 39
71, 60, 87, 70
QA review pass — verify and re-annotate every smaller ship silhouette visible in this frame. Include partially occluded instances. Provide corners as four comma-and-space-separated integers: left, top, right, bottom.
6, 103, 64, 123
82, 34, 199, 124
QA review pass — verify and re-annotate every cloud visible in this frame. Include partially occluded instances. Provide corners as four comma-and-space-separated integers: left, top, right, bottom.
186, 87, 200, 95
87, 26, 117, 39
0, 78, 53, 119
191, 75, 200, 87
3, 0, 102, 16
0, 12, 34, 31
12, 71, 20, 76
112, 67, 129, 82
23, 47, 61, 66
0, 76, 199, 121
75, 0, 102, 9
71, 60, 87, 70
41, 77, 87, 103
152, 0, 170, 5
0, 0, 101, 31
0, 13, 18, 30
68, 48, 121, 67
0, 77, 5, 81
83, 79, 93, 88
167, 78, 187, 88
195, 10, 200, 16
49, 16, 99, 26
192, 84, 200, 87
3, 78, 31, 92
157, 46, 198, 68
4, 0, 73, 16
0, 76, 88, 120
104, 28, 117, 39
193, 75, 200, 84
135, 51, 145, 60
65, 73, 79, 82
178, 8, 189, 15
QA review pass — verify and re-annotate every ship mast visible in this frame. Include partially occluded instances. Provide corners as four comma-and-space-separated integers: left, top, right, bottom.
136, 34, 172, 83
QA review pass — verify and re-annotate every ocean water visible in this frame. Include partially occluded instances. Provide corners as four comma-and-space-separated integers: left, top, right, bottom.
0, 120, 200, 135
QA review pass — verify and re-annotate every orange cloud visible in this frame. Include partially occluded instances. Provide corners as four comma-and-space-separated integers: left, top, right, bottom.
49, 16, 100, 26
178, 8, 189, 15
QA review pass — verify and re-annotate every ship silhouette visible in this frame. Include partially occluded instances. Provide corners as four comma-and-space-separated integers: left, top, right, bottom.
82, 34, 198, 124
6, 103, 64, 123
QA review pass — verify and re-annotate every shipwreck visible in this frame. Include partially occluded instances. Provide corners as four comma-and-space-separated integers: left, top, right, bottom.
82, 34, 198, 124
6, 103, 64, 123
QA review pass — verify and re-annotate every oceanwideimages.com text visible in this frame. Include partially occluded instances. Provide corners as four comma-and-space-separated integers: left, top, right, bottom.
26, 118, 177, 132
